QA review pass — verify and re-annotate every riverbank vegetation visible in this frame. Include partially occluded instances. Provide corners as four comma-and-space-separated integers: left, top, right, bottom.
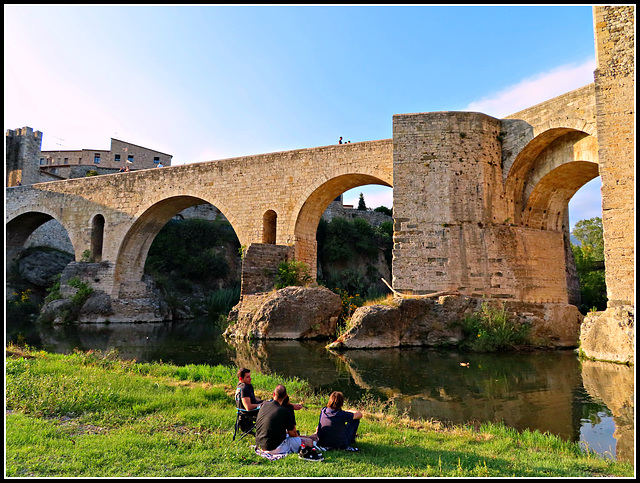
6, 345, 633, 478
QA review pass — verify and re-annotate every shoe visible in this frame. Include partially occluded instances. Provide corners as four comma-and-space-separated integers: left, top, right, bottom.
298, 445, 324, 461
345, 446, 359, 452
313, 441, 328, 452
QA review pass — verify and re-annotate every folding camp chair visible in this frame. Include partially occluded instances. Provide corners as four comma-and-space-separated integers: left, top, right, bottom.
232, 387, 260, 441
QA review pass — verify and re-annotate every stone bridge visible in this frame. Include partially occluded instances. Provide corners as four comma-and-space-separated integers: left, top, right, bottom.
4, 7, 634, 361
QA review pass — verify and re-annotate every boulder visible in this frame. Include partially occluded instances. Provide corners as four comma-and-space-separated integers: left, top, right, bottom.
17, 249, 74, 288
224, 286, 341, 340
329, 295, 471, 350
580, 305, 634, 364
329, 295, 584, 350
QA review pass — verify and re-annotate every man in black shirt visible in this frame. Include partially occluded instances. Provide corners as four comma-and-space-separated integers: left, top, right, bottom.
255, 384, 307, 454
235, 368, 263, 434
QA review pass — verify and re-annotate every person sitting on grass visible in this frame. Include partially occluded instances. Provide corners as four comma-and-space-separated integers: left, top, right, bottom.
315, 391, 362, 451
254, 384, 317, 456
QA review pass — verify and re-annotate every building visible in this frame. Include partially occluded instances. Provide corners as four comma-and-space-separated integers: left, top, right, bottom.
5, 127, 172, 186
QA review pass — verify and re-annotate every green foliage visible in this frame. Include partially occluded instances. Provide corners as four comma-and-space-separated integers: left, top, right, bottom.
7, 289, 38, 319
571, 245, 607, 314
570, 217, 607, 314
459, 301, 532, 352
274, 260, 312, 289
204, 285, 240, 318
85, 170, 99, 177
146, 218, 238, 284
67, 277, 94, 307
373, 205, 392, 217
572, 217, 604, 261
317, 217, 387, 264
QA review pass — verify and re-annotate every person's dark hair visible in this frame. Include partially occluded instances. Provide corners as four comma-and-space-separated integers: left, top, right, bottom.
274, 384, 287, 400
237, 368, 251, 380
327, 391, 344, 410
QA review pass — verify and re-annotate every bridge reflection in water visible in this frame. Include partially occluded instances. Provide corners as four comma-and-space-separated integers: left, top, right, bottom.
8, 317, 633, 464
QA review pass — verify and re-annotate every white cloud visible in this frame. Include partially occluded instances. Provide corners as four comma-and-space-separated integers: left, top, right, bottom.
463, 59, 597, 118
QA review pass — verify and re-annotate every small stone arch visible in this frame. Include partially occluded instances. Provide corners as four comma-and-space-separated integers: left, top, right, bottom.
262, 210, 277, 244
91, 214, 105, 262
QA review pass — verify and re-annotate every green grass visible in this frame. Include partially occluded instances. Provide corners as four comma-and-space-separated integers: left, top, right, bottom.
5, 345, 634, 477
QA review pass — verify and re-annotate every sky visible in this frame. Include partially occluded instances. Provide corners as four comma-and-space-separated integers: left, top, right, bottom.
4, 5, 603, 230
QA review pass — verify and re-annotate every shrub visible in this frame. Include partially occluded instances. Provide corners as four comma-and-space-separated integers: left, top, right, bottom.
460, 301, 531, 352
274, 260, 312, 289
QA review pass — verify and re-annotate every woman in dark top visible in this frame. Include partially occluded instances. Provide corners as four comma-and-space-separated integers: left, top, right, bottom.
316, 391, 362, 451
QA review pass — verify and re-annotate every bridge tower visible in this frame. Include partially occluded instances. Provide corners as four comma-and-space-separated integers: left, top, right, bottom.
5, 127, 43, 187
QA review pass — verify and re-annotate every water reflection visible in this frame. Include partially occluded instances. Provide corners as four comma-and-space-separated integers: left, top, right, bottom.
6, 317, 634, 463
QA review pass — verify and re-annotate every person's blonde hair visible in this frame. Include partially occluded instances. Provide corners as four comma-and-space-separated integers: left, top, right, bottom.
327, 391, 344, 410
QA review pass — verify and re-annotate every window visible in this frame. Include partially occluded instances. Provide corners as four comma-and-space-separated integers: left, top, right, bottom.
128, 155, 134, 163
64, 157, 69, 164
154, 157, 160, 164
114, 154, 120, 162
39, 158, 45, 165
94, 154, 101, 164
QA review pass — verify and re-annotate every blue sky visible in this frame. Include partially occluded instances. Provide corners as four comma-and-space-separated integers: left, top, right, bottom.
4, 5, 602, 229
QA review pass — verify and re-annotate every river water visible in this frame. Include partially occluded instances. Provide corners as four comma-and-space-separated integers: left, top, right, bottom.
6, 316, 634, 464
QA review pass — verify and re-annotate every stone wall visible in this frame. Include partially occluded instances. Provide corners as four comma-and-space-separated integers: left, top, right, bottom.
593, 5, 635, 307
391, 111, 572, 303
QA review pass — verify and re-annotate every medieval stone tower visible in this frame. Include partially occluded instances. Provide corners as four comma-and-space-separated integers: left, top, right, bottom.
5, 127, 43, 187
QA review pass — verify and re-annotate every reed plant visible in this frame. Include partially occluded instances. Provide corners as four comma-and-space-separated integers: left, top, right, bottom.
460, 301, 532, 351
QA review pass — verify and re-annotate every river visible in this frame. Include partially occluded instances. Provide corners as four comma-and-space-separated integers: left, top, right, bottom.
6, 316, 634, 464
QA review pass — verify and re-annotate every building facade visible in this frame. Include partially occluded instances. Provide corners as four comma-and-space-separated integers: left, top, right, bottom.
5, 128, 173, 186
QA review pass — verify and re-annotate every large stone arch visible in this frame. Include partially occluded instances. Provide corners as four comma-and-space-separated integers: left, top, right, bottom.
503, 127, 599, 227
522, 161, 600, 231
293, 173, 392, 278
112, 195, 242, 298
5, 209, 77, 265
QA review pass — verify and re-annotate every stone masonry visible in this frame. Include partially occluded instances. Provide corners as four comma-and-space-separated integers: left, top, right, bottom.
4, 7, 634, 360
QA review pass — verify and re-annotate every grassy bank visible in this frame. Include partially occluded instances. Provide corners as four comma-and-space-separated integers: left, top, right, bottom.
5, 346, 634, 478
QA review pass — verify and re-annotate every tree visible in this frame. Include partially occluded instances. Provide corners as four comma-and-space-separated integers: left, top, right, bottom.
570, 217, 607, 313
357, 192, 367, 211
572, 217, 604, 261
374, 205, 392, 217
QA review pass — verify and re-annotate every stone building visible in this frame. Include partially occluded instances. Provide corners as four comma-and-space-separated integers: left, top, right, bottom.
5, 127, 172, 186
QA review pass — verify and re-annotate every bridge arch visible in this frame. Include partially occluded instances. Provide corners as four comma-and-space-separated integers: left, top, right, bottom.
522, 161, 600, 231
504, 127, 599, 228
112, 194, 241, 297
293, 173, 392, 277
6, 209, 76, 264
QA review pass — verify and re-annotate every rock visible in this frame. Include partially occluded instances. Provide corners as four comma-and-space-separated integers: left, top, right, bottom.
580, 305, 634, 364
329, 295, 584, 350
38, 297, 77, 324
225, 285, 341, 340
329, 296, 470, 350
77, 291, 114, 323
17, 249, 74, 287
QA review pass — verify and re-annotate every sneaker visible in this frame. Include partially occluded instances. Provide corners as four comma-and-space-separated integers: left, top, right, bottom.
298, 445, 324, 461
313, 441, 328, 452
345, 445, 359, 452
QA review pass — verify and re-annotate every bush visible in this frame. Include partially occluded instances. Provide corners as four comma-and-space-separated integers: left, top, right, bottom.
459, 301, 531, 352
274, 260, 312, 289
